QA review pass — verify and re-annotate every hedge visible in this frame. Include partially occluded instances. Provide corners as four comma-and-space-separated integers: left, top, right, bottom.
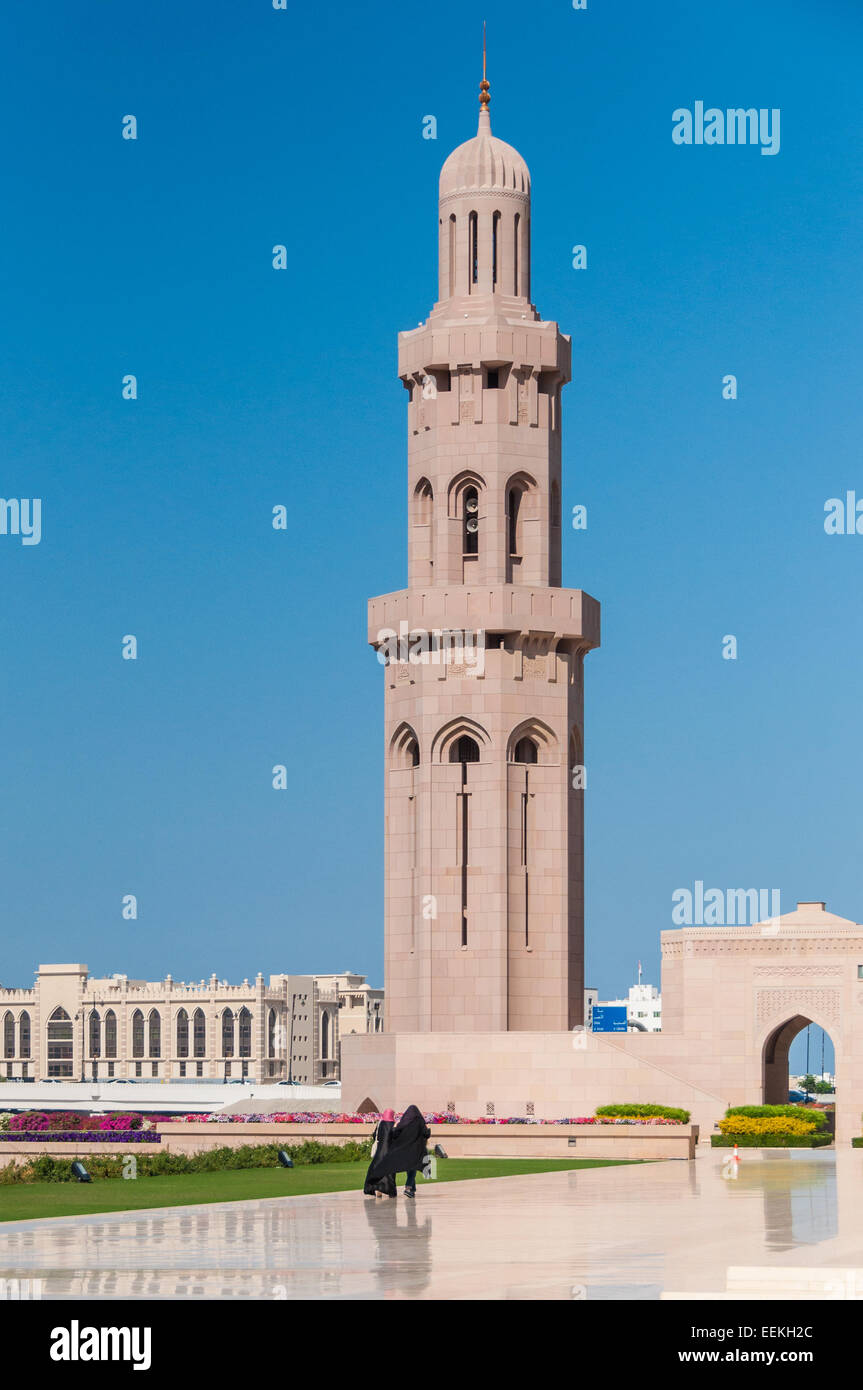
0, 1138, 374, 1186
718, 1116, 816, 1137
724, 1104, 828, 1130
594, 1104, 691, 1123
712, 1133, 832, 1148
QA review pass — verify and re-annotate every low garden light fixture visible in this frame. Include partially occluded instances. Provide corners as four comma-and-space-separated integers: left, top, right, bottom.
277, 1150, 293, 1168
433, 1144, 448, 1160
70, 1161, 91, 1183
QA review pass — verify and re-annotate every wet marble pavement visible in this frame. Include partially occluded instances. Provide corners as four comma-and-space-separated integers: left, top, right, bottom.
1, 1150, 861, 1300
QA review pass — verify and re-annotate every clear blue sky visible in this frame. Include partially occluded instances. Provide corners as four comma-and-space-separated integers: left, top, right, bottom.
1, 0, 861, 1040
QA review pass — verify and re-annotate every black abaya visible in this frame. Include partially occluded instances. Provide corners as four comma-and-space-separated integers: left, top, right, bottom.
363, 1119, 396, 1196
363, 1105, 430, 1187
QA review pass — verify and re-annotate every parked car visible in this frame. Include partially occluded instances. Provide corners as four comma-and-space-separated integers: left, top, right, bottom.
788, 1089, 807, 1102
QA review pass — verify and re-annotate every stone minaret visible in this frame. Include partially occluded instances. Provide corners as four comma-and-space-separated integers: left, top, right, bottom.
368, 70, 600, 1034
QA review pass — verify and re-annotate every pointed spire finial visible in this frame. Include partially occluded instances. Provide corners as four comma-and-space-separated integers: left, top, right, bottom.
479, 21, 490, 116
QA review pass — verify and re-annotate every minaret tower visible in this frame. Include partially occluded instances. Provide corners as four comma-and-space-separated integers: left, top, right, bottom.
368, 60, 600, 1033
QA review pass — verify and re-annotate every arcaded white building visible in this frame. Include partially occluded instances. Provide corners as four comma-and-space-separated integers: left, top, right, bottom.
0, 964, 383, 1085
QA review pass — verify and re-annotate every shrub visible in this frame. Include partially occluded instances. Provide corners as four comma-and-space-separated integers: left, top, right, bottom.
724, 1104, 827, 1130
712, 1133, 832, 1148
0, 1137, 374, 1186
594, 1104, 690, 1123
718, 1115, 816, 1137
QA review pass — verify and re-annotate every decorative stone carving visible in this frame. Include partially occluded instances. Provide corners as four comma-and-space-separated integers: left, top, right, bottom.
755, 988, 840, 1025
753, 966, 843, 977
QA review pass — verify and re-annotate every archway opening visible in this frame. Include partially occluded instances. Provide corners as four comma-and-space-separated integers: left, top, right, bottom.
762, 1015, 836, 1108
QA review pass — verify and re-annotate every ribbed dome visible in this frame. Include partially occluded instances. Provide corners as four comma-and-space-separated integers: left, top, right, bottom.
439, 108, 530, 199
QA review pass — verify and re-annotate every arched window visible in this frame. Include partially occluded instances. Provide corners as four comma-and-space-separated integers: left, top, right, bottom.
463, 486, 479, 555
131, 1009, 144, 1058
448, 214, 456, 296
3, 1012, 14, 1058
514, 212, 520, 294
89, 1010, 101, 1058
148, 1010, 161, 1058
222, 1008, 234, 1058
492, 210, 500, 286
47, 1007, 73, 1077
19, 1011, 30, 1059
321, 1010, 330, 1059
238, 1007, 252, 1058
513, 737, 538, 764
104, 1010, 117, 1058
193, 1008, 206, 1058
176, 1008, 189, 1059
268, 1007, 277, 1058
508, 487, 521, 556
414, 478, 433, 525
391, 723, 420, 770
469, 211, 478, 287
450, 734, 480, 764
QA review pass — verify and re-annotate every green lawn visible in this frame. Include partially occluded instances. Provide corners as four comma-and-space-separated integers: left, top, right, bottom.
0, 1157, 634, 1224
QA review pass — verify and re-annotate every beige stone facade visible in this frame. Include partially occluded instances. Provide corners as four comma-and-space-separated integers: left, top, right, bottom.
0, 965, 382, 1085
344, 902, 861, 1143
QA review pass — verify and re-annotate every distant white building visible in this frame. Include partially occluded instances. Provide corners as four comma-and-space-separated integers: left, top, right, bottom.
596, 982, 662, 1033
0, 963, 383, 1085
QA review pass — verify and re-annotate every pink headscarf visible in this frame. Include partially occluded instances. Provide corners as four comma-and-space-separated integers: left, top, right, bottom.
381, 1108, 395, 1122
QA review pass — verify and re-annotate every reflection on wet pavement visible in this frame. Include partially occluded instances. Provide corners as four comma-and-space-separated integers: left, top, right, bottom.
0, 1151, 860, 1300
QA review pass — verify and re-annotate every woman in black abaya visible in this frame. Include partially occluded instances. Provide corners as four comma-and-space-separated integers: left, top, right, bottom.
362, 1104, 430, 1199
363, 1109, 397, 1198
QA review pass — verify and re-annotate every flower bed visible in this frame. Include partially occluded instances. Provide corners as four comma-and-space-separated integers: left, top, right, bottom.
1, 1112, 172, 1133
180, 1111, 686, 1126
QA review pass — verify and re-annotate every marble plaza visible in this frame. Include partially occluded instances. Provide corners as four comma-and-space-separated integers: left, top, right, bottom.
1, 1152, 860, 1301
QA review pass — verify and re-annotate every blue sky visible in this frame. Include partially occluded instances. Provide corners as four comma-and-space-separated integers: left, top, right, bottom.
0, 0, 860, 1066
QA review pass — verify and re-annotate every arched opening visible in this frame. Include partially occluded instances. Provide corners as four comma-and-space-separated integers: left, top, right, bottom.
131, 1009, 144, 1059
504, 473, 536, 580
513, 736, 538, 764
222, 1007, 235, 1058
88, 1010, 101, 1058
3, 1011, 14, 1059
238, 1007, 252, 1059
321, 1010, 330, 1060
508, 487, 521, 558
390, 722, 420, 769
763, 1015, 836, 1112
193, 1008, 206, 1058
450, 734, 480, 764
104, 1009, 116, 1059
267, 1007, 277, 1059
468, 211, 478, 288
413, 477, 433, 525
148, 1010, 161, 1059
47, 1006, 73, 1078
492, 210, 500, 287
448, 214, 456, 296
463, 486, 479, 556
513, 212, 520, 294
19, 1011, 30, 1060
176, 1008, 189, 1059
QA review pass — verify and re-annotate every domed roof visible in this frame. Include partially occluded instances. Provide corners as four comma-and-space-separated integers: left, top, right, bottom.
439, 106, 530, 199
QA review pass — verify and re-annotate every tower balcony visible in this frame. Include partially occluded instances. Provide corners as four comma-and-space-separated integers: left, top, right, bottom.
368, 585, 600, 651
